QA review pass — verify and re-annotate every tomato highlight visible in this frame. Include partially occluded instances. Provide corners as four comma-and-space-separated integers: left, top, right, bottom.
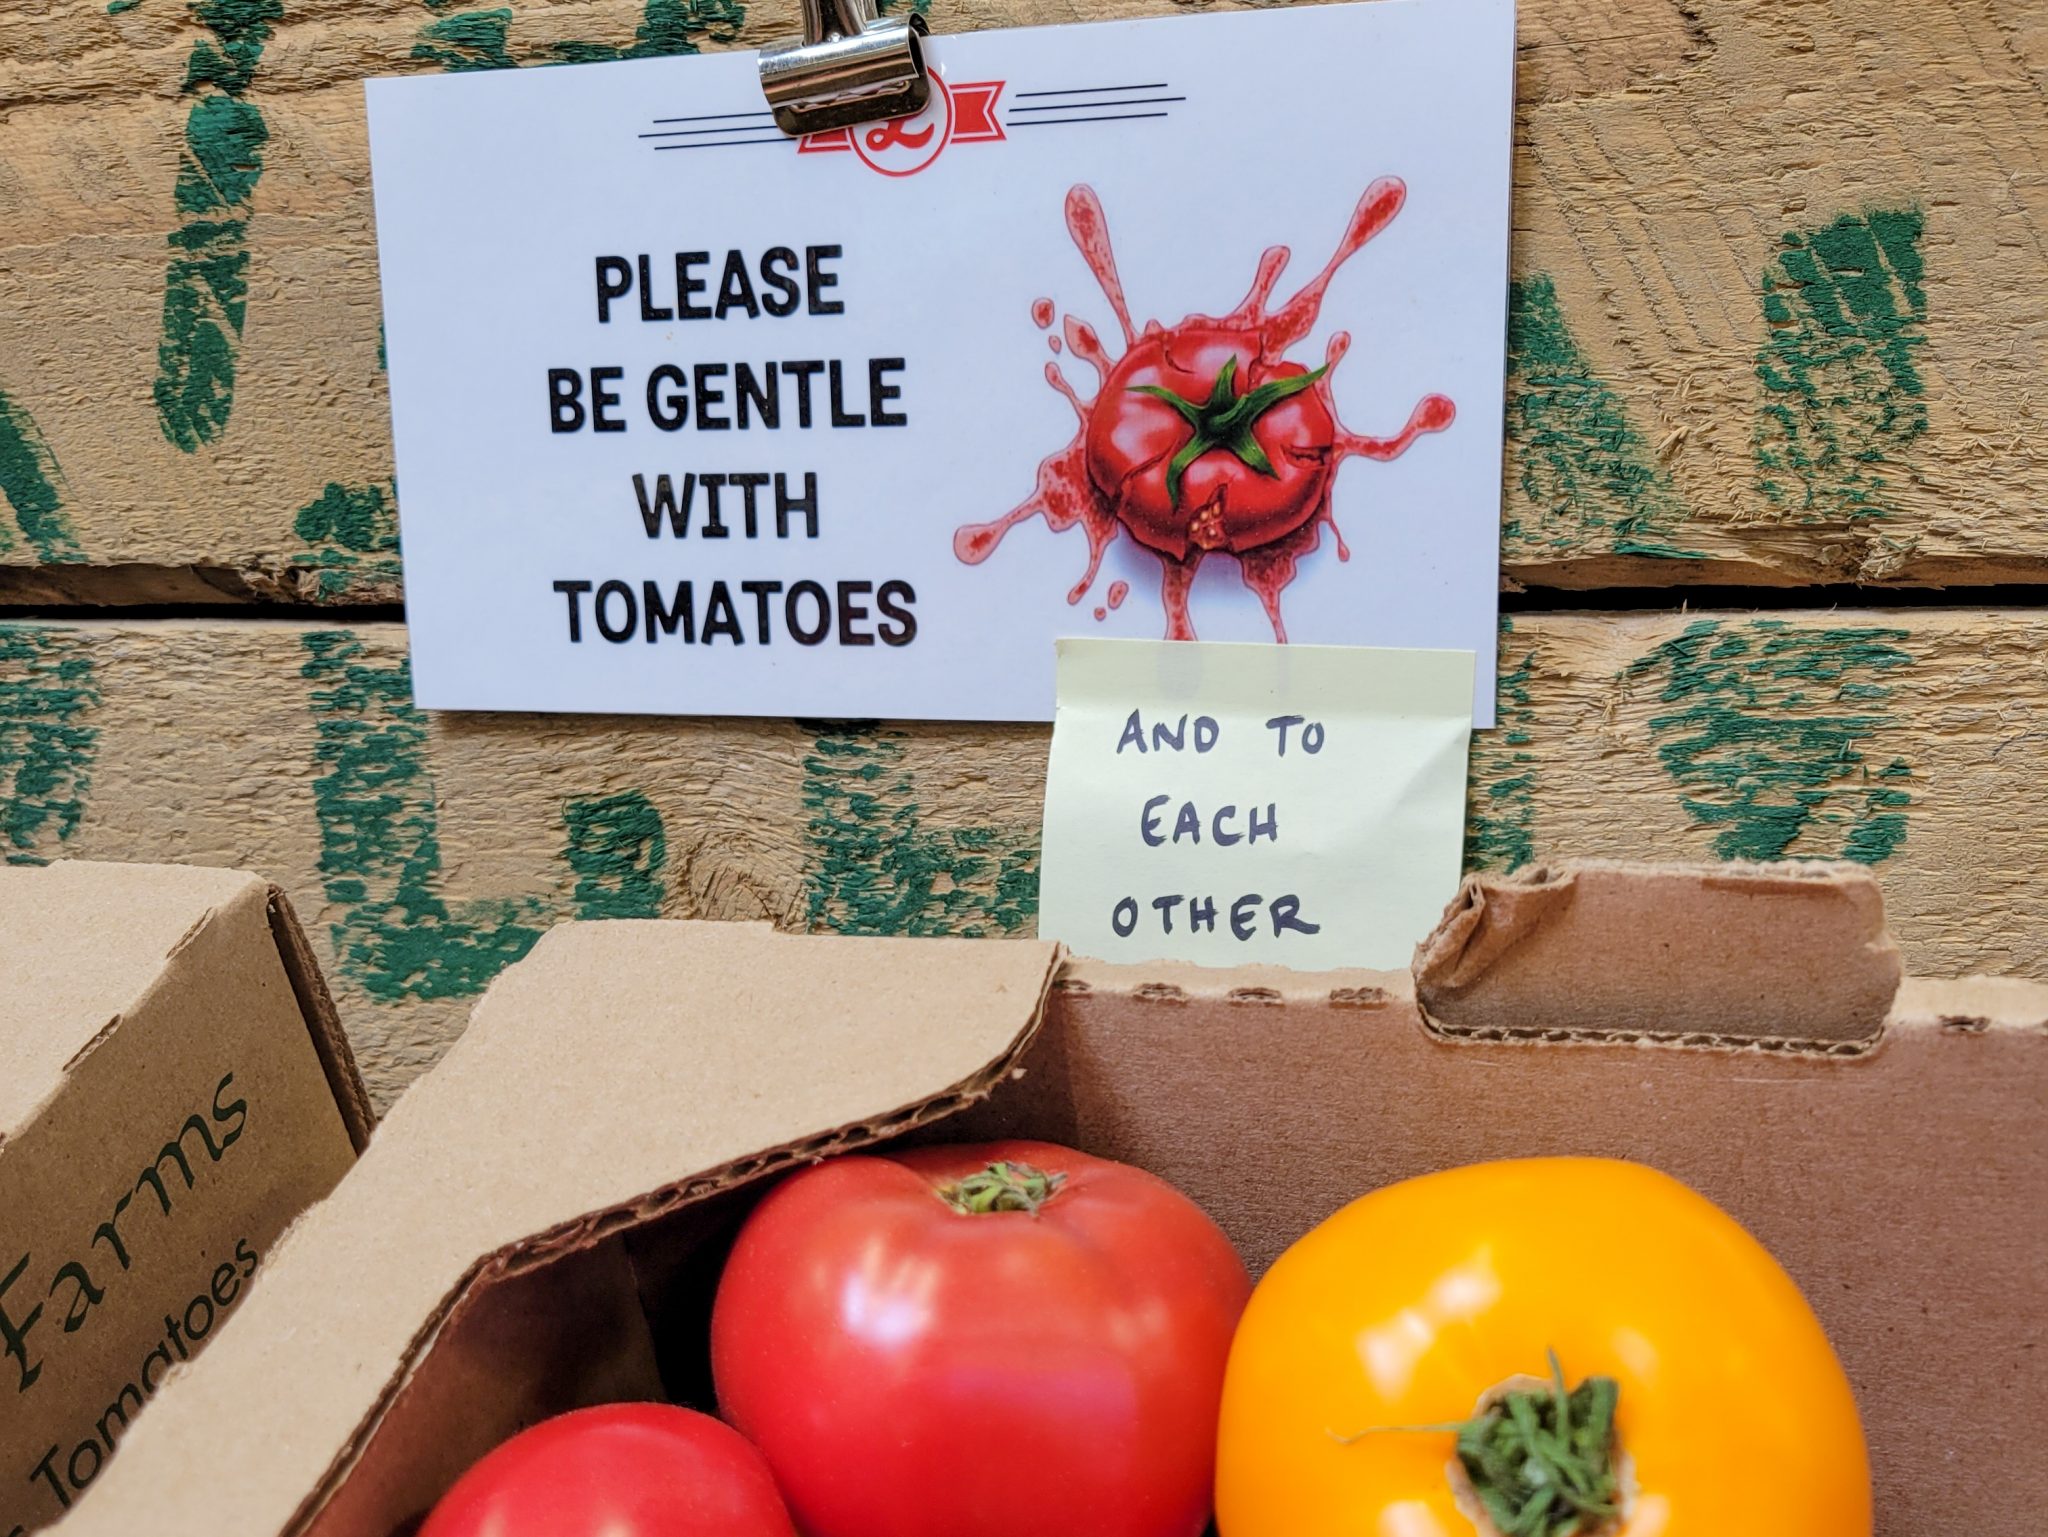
1215, 1157, 1872, 1537
711, 1139, 1252, 1537
417, 1403, 796, 1537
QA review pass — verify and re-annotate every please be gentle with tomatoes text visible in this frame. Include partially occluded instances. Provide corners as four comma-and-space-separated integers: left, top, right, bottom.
546, 246, 920, 656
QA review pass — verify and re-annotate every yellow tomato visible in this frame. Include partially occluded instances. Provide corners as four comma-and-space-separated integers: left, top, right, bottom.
1215, 1158, 1869, 1537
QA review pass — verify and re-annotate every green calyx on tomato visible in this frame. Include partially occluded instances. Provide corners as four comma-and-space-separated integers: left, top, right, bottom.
936, 1160, 1066, 1215
1455, 1356, 1620, 1537
1337, 1351, 1621, 1537
1131, 355, 1329, 511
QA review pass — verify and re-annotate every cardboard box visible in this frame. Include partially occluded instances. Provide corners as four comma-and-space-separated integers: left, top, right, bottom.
65, 862, 2047, 1536
0, 862, 371, 1536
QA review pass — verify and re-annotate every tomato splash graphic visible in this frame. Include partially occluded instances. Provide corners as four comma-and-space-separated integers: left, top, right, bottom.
1091, 579, 1131, 624
957, 180, 1455, 640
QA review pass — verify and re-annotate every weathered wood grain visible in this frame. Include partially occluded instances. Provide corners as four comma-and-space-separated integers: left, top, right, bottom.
3, 609, 2040, 1106
0, 0, 2041, 598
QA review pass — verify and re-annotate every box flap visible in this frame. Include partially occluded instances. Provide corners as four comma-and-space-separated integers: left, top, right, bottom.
1413, 860, 1902, 1044
69, 922, 1060, 1537
0, 861, 270, 1137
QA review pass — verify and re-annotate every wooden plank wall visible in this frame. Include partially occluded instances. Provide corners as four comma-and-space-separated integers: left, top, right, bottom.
2, 0, 2044, 1106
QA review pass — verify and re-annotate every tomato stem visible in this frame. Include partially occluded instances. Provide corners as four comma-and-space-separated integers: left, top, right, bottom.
1131, 355, 1328, 510
1332, 1352, 1622, 1537
935, 1161, 1066, 1215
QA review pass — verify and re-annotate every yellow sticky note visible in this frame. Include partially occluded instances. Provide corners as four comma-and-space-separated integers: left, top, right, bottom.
1038, 639, 1474, 970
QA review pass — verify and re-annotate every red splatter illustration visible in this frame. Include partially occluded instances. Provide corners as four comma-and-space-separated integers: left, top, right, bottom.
956, 180, 1455, 640
1090, 579, 1132, 624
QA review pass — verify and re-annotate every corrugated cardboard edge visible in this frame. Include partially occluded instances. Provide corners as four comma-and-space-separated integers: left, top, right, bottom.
1050, 958, 1405, 1011
282, 929, 1061, 1534
290, 1056, 1039, 1531
1048, 958, 2048, 1038
1413, 859, 1904, 1049
265, 885, 375, 1152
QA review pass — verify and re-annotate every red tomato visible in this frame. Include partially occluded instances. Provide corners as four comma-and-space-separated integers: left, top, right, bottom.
1086, 327, 1336, 560
711, 1140, 1251, 1537
418, 1403, 796, 1537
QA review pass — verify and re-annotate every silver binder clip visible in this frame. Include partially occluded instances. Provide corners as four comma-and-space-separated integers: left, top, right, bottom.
758, 0, 930, 138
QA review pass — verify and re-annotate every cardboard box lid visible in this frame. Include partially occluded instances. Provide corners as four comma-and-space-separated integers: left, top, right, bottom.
0, 862, 371, 1147
69, 921, 1062, 1537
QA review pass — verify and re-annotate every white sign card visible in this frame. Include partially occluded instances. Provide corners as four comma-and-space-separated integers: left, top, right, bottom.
1038, 639, 1474, 969
365, 0, 1515, 723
